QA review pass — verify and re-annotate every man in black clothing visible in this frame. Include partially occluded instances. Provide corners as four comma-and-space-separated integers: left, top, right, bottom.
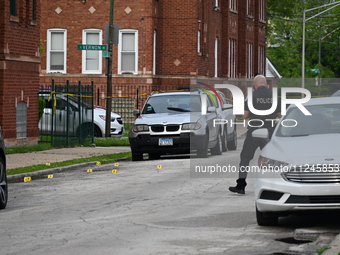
229, 75, 281, 194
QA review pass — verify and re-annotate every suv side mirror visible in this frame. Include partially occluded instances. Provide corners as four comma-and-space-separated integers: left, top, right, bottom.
207, 106, 216, 113
133, 109, 140, 116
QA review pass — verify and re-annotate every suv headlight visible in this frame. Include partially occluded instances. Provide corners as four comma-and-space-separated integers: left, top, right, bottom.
182, 123, 201, 130
132, 125, 149, 132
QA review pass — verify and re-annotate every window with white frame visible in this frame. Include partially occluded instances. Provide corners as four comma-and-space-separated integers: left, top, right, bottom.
247, 0, 253, 17
215, 0, 219, 7
228, 39, 236, 78
258, 45, 265, 75
230, 0, 237, 11
82, 29, 102, 74
259, 0, 265, 22
16, 102, 27, 139
247, 42, 253, 79
197, 30, 201, 53
118, 29, 138, 74
153, 30, 156, 75
47, 29, 67, 73
214, 38, 218, 77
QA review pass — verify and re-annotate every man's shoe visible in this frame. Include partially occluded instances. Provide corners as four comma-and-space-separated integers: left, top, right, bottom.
229, 186, 245, 194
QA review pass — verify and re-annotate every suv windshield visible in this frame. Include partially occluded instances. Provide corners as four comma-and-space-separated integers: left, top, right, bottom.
276, 104, 340, 137
142, 94, 201, 114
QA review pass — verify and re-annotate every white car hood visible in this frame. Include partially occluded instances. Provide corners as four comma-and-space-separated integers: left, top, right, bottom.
94, 107, 121, 118
262, 134, 340, 165
135, 112, 202, 125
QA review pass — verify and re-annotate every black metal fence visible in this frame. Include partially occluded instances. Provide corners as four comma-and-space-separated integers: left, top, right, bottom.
39, 80, 94, 147
95, 84, 185, 124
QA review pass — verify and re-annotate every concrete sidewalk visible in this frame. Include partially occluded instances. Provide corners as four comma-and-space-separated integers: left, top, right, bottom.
6, 146, 131, 170
7, 124, 248, 170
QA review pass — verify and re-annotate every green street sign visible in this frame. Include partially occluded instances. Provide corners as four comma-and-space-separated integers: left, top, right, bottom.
102, 52, 110, 58
77, 44, 108, 51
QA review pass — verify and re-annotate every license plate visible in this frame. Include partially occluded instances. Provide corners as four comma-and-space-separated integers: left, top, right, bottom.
158, 138, 173, 146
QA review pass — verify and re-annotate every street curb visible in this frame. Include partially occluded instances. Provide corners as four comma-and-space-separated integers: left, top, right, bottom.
322, 234, 340, 255
7, 157, 130, 183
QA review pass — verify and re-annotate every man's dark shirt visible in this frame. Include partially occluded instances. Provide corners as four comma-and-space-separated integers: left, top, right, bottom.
244, 86, 281, 129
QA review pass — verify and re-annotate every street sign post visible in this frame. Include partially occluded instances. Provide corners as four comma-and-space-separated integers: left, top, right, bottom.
77, 44, 108, 51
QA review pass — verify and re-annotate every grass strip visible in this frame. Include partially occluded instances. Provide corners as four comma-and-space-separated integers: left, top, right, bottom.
6, 137, 130, 155
7, 152, 131, 176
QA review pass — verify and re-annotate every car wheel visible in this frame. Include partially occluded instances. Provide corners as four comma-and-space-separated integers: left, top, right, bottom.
132, 152, 143, 161
227, 127, 237, 150
149, 153, 161, 160
221, 126, 228, 152
79, 123, 93, 138
0, 157, 8, 209
93, 125, 102, 137
256, 206, 278, 226
211, 131, 222, 155
197, 133, 209, 158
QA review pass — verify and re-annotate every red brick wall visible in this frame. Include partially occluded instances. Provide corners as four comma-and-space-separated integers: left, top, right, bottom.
39, 0, 266, 107
0, 0, 41, 146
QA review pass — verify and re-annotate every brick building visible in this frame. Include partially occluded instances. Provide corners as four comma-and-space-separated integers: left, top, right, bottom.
0, 0, 41, 146
39, 0, 267, 121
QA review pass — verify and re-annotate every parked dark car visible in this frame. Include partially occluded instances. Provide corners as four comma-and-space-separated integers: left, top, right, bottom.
0, 127, 7, 209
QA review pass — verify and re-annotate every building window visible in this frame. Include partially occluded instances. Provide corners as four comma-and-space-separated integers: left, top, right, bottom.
247, 0, 253, 17
47, 29, 67, 73
197, 30, 201, 53
214, 38, 218, 77
230, 0, 237, 11
82, 29, 102, 74
118, 29, 138, 74
258, 45, 265, 75
228, 39, 236, 78
16, 102, 27, 139
10, 0, 16, 16
153, 30, 157, 75
259, 0, 265, 22
32, 0, 37, 21
247, 42, 253, 79
215, 0, 219, 7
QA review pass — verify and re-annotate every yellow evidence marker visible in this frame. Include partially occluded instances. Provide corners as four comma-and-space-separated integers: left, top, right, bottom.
112, 169, 118, 174
96, 162, 101, 166
46, 163, 51, 166
87, 169, 93, 173
114, 162, 120, 167
48, 175, 54, 179
157, 165, 163, 169
24, 177, 32, 182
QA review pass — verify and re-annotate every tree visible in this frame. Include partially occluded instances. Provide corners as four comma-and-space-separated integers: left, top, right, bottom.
267, 0, 340, 80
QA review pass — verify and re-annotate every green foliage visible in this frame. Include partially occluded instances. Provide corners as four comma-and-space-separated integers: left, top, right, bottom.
316, 245, 331, 255
38, 96, 45, 120
267, 0, 340, 78
6, 152, 131, 176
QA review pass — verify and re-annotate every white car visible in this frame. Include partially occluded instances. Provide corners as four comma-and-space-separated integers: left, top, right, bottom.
39, 92, 124, 138
252, 96, 340, 226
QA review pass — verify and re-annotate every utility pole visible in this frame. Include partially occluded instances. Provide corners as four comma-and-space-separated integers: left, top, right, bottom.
105, 0, 114, 137
301, 1, 340, 89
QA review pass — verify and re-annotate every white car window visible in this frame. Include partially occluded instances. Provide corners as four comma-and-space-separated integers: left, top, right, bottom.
277, 104, 340, 137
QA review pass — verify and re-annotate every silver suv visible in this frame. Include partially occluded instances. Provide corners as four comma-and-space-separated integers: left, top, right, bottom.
129, 90, 229, 161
